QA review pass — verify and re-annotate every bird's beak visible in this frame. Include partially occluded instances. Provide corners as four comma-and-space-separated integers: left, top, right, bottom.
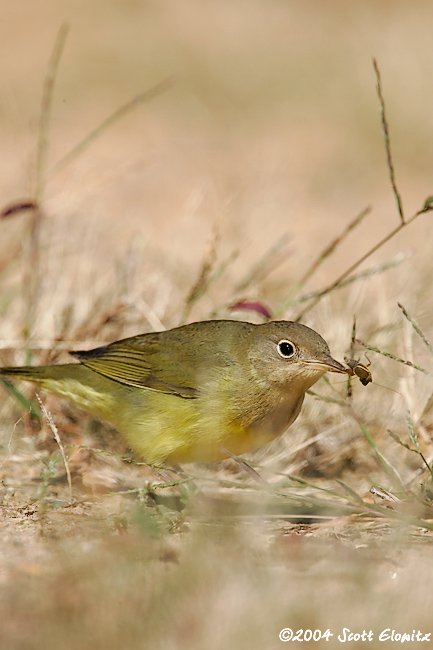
302, 355, 347, 374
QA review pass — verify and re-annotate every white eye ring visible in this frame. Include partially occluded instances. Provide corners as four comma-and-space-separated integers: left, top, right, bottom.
277, 340, 296, 359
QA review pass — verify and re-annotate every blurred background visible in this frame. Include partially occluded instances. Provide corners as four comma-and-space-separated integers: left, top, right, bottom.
1, 3, 433, 648
1, 0, 433, 340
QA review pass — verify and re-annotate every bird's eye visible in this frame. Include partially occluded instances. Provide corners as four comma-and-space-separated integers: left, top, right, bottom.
277, 340, 295, 359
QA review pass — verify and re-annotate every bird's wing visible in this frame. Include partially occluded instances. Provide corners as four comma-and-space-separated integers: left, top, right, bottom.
70, 333, 231, 399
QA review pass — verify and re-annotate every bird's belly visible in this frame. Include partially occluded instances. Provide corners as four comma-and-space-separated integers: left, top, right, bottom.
114, 387, 304, 464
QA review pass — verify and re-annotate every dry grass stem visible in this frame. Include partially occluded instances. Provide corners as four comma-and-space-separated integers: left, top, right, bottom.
36, 23, 70, 201
294, 208, 427, 321
181, 219, 220, 323
355, 338, 432, 376
398, 302, 433, 355
22, 24, 69, 346
388, 428, 433, 479
50, 77, 174, 177
293, 61, 433, 322
234, 233, 291, 293
35, 393, 73, 501
289, 251, 411, 307
277, 207, 370, 316
373, 58, 405, 225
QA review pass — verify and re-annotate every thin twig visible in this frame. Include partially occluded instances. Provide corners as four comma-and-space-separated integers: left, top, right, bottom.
355, 338, 432, 376
181, 219, 220, 324
297, 208, 368, 292
373, 58, 405, 225
289, 251, 411, 307
234, 233, 291, 293
306, 389, 346, 407
405, 411, 432, 477
24, 24, 70, 348
36, 393, 73, 501
207, 249, 240, 290
49, 77, 174, 176
294, 62, 433, 321
388, 425, 432, 478
345, 316, 357, 398
36, 22, 70, 201
349, 406, 407, 491
398, 302, 433, 355
277, 207, 370, 316
295, 209, 422, 321
350, 316, 357, 351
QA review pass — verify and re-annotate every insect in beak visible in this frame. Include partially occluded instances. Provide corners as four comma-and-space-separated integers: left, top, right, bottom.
344, 355, 372, 386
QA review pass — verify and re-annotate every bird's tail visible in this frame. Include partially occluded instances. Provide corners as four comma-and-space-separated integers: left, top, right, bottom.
1, 364, 67, 382
0, 363, 116, 421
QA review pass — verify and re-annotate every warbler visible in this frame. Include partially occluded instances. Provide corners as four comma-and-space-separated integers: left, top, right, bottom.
0, 320, 346, 463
